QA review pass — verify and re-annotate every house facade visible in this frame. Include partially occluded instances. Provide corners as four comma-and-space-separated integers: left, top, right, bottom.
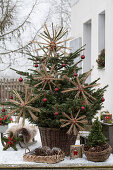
71, 0, 113, 114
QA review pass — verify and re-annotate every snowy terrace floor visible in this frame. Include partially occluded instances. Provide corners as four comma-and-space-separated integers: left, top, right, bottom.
0, 120, 113, 170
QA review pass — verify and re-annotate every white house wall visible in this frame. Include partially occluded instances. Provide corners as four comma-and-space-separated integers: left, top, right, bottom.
71, 0, 113, 113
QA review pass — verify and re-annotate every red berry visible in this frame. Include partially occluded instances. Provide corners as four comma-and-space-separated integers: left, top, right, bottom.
19, 77, 23, 82
74, 73, 78, 77
9, 96, 13, 99
81, 55, 85, 59
55, 88, 59, 92
35, 64, 38, 67
101, 97, 105, 102
62, 64, 66, 67
81, 106, 85, 111
43, 98, 47, 102
10, 117, 13, 121
54, 112, 59, 116
2, 108, 5, 112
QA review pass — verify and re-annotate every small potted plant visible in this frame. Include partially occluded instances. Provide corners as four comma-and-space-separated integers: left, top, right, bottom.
83, 118, 112, 162
0, 109, 13, 133
96, 49, 105, 69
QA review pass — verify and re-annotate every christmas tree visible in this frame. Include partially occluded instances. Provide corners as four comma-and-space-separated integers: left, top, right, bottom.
87, 118, 106, 147
6, 24, 107, 135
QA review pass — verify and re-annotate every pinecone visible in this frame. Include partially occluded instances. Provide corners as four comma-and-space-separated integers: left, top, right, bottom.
34, 146, 62, 156
52, 147, 61, 155
35, 147, 47, 156
96, 146, 101, 152
89, 147, 96, 152
101, 143, 109, 151
84, 144, 90, 151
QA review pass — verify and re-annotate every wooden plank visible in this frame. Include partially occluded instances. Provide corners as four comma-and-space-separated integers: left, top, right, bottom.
0, 166, 113, 170
0, 78, 25, 103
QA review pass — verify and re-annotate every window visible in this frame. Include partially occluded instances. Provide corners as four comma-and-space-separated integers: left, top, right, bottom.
70, 37, 82, 74
83, 19, 92, 82
98, 11, 105, 68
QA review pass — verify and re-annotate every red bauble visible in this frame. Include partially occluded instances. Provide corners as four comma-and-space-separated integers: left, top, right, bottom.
55, 88, 59, 92
81, 55, 85, 59
35, 64, 38, 67
101, 97, 105, 102
2, 108, 5, 112
74, 73, 78, 77
9, 96, 13, 99
73, 150, 78, 155
81, 106, 85, 111
43, 98, 47, 102
54, 112, 59, 116
62, 64, 66, 67
19, 77, 23, 82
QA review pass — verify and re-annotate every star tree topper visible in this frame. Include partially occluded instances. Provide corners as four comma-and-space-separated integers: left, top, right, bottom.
31, 24, 71, 60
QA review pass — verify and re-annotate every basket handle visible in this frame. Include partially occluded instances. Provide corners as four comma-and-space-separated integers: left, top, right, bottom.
25, 147, 30, 154
57, 149, 63, 156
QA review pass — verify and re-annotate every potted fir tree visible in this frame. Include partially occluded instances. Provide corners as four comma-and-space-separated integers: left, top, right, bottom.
83, 118, 112, 162
4, 24, 107, 155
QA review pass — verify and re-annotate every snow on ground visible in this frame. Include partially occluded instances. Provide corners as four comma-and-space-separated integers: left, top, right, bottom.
0, 119, 113, 166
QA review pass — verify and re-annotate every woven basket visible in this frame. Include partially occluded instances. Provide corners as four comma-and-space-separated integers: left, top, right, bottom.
23, 148, 65, 164
83, 144, 112, 162
39, 127, 77, 156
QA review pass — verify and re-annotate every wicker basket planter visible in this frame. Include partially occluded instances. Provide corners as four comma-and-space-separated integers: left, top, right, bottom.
23, 148, 65, 164
83, 144, 112, 162
0, 125, 8, 133
39, 127, 77, 156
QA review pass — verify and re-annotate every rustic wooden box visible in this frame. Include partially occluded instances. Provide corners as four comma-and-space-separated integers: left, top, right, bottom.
102, 114, 112, 123
70, 145, 82, 159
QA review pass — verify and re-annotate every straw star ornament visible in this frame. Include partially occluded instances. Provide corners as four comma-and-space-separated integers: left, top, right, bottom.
8, 86, 40, 125
31, 24, 71, 60
33, 64, 62, 91
60, 109, 88, 136
62, 69, 100, 105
